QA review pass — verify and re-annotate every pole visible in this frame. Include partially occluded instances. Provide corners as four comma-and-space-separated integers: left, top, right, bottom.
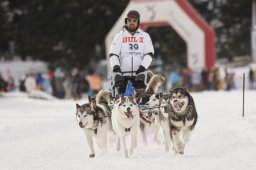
252, 0, 256, 62
242, 73, 245, 117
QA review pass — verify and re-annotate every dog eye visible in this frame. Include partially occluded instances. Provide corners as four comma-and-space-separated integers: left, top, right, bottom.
130, 104, 133, 106
83, 115, 87, 117
78, 115, 80, 118
123, 105, 126, 107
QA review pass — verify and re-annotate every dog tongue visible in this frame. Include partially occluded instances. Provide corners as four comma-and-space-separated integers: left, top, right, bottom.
174, 101, 184, 110
174, 101, 182, 109
126, 111, 133, 118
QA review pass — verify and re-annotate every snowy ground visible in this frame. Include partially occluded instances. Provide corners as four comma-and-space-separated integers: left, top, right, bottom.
1, 90, 256, 170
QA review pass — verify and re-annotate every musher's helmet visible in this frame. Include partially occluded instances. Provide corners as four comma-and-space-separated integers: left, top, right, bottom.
125, 10, 140, 26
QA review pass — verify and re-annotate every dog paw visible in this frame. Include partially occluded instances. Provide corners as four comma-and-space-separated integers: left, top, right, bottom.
179, 150, 184, 154
176, 143, 184, 155
89, 154, 95, 158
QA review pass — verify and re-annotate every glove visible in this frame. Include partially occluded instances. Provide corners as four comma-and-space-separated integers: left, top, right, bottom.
112, 65, 124, 86
136, 65, 146, 75
135, 73, 146, 82
114, 74, 124, 86
113, 65, 122, 73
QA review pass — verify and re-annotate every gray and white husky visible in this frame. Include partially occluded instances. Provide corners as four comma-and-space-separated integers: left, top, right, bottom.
136, 74, 165, 145
111, 95, 140, 158
145, 92, 172, 152
75, 90, 113, 158
168, 87, 198, 155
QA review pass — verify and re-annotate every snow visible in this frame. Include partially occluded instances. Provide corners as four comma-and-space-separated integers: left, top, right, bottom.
1, 90, 256, 170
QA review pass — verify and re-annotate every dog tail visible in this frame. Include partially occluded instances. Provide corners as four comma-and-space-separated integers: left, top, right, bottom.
145, 74, 165, 93
147, 70, 154, 79
96, 89, 111, 105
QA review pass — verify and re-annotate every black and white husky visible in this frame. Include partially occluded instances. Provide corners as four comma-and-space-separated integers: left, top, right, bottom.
75, 90, 113, 158
136, 74, 165, 145
111, 95, 140, 158
168, 87, 198, 155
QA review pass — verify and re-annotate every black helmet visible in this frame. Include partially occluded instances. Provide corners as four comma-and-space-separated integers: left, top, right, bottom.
126, 10, 140, 20
125, 10, 140, 24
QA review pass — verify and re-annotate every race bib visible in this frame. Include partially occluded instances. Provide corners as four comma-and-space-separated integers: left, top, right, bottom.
122, 36, 144, 54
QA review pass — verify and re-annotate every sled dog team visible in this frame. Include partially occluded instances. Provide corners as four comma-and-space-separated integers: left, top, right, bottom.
75, 74, 198, 158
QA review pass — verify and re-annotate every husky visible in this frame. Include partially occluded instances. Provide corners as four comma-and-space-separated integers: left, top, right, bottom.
136, 74, 165, 145
168, 87, 198, 155
111, 95, 140, 158
75, 90, 113, 158
145, 92, 172, 152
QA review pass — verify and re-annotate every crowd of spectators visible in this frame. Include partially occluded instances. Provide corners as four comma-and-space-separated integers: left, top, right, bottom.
1, 65, 256, 99
0, 67, 103, 100
165, 66, 246, 92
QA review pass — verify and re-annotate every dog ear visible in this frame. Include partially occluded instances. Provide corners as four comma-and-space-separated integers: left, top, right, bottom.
128, 95, 136, 104
184, 87, 191, 96
121, 95, 125, 102
181, 86, 189, 93
155, 92, 163, 100
159, 92, 163, 98
114, 95, 119, 101
128, 95, 132, 101
76, 103, 80, 108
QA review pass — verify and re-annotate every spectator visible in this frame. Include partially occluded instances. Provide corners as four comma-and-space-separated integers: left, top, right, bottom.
201, 67, 210, 90
249, 67, 254, 90
212, 67, 223, 90
36, 73, 45, 91
24, 73, 37, 93
191, 70, 202, 91
71, 68, 82, 100
6, 69, 15, 92
168, 70, 180, 89
226, 72, 235, 91
86, 69, 102, 96
19, 75, 26, 92
52, 67, 65, 99
42, 74, 53, 94
0, 73, 7, 92
183, 68, 192, 90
